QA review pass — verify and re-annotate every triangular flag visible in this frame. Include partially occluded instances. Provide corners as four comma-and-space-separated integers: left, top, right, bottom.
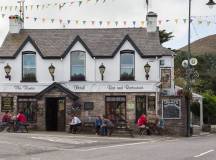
34, 18, 37, 22
36, 5, 39, 9
4, 6, 7, 10
76, 20, 79, 24
51, 19, 55, 23
115, 21, 118, 26
79, 1, 82, 7
42, 18, 46, 22
2, 14, 5, 18
183, 19, 187, 23
99, 21, 103, 26
133, 21, 136, 27
25, 6, 28, 10
91, 21, 95, 25
67, 20, 71, 24
59, 19, 63, 24
123, 21, 127, 26
107, 21, 110, 26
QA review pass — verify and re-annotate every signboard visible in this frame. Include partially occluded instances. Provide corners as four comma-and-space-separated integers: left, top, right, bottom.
162, 99, 181, 119
161, 69, 171, 88
148, 96, 155, 111
84, 102, 94, 111
1, 97, 13, 112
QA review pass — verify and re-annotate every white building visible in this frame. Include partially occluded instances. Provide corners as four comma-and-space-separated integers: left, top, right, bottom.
0, 13, 184, 133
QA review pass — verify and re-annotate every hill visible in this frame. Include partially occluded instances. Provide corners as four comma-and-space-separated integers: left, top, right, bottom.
180, 34, 216, 55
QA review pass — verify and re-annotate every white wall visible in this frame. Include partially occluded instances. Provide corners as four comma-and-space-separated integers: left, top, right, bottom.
0, 40, 173, 85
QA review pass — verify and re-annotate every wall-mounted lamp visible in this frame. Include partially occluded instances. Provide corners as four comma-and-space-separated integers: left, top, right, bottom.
206, 0, 216, 9
99, 63, 106, 81
144, 63, 151, 80
4, 64, 11, 81
48, 63, 55, 81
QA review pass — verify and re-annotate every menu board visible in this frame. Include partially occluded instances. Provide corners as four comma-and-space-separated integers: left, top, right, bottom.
162, 99, 181, 119
148, 96, 155, 111
1, 97, 13, 112
161, 68, 171, 88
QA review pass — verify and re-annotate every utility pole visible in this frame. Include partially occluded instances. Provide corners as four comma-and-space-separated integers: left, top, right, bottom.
18, 0, 25, 22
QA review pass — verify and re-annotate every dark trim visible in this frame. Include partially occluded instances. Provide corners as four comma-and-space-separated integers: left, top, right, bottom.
35, 82, 79, 100
62, 35, 93, 58
15, 36, 44, 58
120, 50, 135, 54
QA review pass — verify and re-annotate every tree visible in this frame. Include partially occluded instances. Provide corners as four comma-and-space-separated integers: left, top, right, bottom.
159, 29, 174, 44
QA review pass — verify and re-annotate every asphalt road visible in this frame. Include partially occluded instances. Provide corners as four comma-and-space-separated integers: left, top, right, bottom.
0, 132, 215, 160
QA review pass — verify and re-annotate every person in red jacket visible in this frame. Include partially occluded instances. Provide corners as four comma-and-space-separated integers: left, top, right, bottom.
17, 111, 27, 123
137, 114, 147, 126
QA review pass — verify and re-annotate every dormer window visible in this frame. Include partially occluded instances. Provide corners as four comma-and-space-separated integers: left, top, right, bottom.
70, 51, 86, 81
22, 52, 36, 82
120, 51, 135, 81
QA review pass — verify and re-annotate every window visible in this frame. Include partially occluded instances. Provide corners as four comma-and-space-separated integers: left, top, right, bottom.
1, 97, 13, 112
160, 59, 165, 66
22, 52, 36, 82
162, 99, 181, 119
120, 51, 135, 81
70, 51, 86, 81
17, 97, 37, 123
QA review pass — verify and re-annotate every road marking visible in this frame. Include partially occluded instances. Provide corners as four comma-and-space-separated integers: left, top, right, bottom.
194, 149, 214, 158
77, 141, 149, 151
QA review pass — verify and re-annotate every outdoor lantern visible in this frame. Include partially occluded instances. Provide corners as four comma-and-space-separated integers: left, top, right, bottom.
48, 63, 55, 81
206, 0, 216, 9
144, 63, 151, 80
99, 63, 106, 81
4, 63, 11, 81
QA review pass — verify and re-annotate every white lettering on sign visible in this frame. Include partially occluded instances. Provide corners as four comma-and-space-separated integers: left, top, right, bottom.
14, 85, 36, 91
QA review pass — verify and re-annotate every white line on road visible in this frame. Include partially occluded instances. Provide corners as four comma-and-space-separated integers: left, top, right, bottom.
77, 141, 149, 151
194, 149, 214, 158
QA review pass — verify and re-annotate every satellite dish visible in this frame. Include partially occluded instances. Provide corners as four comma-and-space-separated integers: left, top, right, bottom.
190, 58, 198, 66
182, 60, 188, 68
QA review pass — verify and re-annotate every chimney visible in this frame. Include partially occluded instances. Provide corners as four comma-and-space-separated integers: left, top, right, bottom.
146, 12, 158, 32
9, 15, 23, 34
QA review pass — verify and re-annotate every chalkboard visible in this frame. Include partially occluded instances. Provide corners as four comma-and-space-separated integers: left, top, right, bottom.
84, 102, 94, 111
1, 97, 13, 112
162, 99, 181, 119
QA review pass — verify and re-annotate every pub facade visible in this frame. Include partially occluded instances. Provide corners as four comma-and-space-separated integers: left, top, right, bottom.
0, 12, 185, 134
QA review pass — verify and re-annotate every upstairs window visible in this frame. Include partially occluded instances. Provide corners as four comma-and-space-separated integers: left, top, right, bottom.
70, 51, 86, 81
120, 51, 135, 81
22, 52, 36, 82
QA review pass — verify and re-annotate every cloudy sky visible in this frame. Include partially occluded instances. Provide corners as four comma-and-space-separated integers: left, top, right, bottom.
0, 0, 216, 49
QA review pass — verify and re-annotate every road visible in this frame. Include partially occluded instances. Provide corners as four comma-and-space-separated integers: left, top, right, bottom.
0, 132, 215, 160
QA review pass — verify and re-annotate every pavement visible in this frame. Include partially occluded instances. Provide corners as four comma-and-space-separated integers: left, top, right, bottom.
0, 131, 215, 160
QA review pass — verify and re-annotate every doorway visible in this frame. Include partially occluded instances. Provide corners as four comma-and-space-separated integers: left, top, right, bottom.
135, 96, 147, 122
46, 98, 65, 131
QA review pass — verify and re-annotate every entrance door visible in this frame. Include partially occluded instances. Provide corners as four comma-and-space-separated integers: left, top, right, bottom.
46, 98, 58, 131
105, 96, 126, 124
46, 98, 65, 131
135, 96, 146, 122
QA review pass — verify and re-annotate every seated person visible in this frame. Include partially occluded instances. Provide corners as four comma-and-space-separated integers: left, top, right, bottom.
101, 115, 114, 136
2, 111, 11, 124
137, 114, 149, 135
156, 117, 165, 135
16, 111, 27, 132
69, 115, 82, 134
95, 116, 102, 135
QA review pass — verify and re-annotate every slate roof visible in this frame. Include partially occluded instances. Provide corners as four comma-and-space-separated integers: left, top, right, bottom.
0, 28, 174, 59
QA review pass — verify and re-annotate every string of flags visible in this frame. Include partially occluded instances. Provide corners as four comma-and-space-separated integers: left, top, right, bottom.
0, 0, 112, 11
1, 14, 215, 27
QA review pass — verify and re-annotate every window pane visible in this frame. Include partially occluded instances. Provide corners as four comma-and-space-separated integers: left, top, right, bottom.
22, 53, 36, 81
120, 53, 134, 65
71, 51, 86, 81
121, 68, 134, 76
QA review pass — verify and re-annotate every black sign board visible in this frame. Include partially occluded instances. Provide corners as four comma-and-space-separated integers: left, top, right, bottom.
84, 102, 94, 111
1, 97, 13, 112
162, 99, 181, 119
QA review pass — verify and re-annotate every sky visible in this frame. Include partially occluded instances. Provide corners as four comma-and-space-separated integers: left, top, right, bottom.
0, 0, 216, 49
